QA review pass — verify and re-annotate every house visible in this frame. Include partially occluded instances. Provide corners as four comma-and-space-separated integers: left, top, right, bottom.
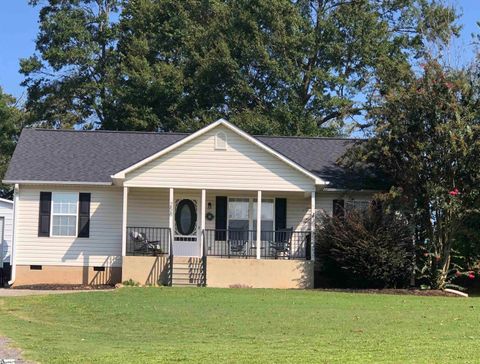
0, 198, 13, 281
3, 119, 378, 288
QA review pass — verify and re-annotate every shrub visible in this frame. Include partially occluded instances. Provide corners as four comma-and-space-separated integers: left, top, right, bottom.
122, 279, 140, 287
316, 203, 413, 288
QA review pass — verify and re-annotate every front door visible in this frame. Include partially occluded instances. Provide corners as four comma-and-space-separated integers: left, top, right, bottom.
173, 199, 200, 256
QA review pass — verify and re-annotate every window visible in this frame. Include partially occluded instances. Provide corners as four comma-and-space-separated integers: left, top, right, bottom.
51, 192, 78, 236
175, 199, 197, 235
228, 198, 249, 231
227, 197, 275, 236
345, 200, 370, 213
215, 131, 227, 150
253, 199, 274, 232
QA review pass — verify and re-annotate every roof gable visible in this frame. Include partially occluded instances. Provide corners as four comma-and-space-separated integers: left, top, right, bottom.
113, 119, 325, 185
123, 124, 317, 191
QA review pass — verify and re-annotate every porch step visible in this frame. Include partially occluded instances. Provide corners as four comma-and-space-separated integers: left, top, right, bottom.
171, 257, 205, 287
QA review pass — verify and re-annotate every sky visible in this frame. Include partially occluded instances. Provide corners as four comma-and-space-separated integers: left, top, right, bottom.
0, 1, 479, 101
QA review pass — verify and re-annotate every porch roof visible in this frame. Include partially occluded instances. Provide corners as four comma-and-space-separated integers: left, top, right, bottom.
4, 125, 383, 189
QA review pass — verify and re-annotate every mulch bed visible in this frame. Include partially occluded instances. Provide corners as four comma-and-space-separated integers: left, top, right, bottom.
12, 284, 114, 290
315, 288, 461, 297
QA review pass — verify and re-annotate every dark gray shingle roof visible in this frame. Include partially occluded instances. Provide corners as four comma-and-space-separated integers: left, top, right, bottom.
5, 128, 379, 189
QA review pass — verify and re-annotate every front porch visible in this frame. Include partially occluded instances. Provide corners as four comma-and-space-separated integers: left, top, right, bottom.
121, 187, 316, 288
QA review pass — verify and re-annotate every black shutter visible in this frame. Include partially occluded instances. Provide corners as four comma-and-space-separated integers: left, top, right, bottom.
333, 199, 345, 218
78, 193, 91, 238
215, 196, 227, 240
275, 198, 287, 242
275, 198, 287, 230
38, 192, 52, 237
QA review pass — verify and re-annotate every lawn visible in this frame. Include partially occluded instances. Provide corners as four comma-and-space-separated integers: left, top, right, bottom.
0, 288, 479, 363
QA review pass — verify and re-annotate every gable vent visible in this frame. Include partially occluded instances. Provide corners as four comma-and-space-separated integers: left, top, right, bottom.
215, 131, 227, 150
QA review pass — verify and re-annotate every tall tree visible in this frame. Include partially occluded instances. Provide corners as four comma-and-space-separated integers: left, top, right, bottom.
0, 88, 25, 197
345, 61, 480, 288
20, 0, 120, 128
22, 0, 458, 135
115, 0, 459, 134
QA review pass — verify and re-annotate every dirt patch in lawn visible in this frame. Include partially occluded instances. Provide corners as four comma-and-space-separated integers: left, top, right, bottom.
315, 288, 461, 297
12, 284, 114, 291
0, 337, 34, 363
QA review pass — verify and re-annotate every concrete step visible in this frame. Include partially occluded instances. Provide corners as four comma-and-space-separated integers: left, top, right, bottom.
172, 283, 201, 287
171, 273, 203, 279
173, 257, 202, 263
170, 256, 205, 287
172, 278, 203, 284
173, 264, 202, 270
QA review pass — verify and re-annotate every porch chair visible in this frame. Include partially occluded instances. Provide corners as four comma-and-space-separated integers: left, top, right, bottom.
129, 231, 163, 256
228, 228, 248, 257
269, 228, 293, 259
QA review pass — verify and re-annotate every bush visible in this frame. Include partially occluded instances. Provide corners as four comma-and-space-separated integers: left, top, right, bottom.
316, 203, 413, 288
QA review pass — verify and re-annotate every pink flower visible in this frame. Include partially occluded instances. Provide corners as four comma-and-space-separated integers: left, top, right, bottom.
468, 273, 475, 280
449, 188, 459, 196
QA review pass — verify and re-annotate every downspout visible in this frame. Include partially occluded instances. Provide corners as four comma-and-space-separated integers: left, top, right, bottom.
8, 184, 19, 286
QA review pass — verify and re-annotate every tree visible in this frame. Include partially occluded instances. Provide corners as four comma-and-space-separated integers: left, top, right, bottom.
115, 0, 459, 135
0, 88, 25, 197
20, 0, 120, 128
23, 0, 459, 135
345, 61, 480, 289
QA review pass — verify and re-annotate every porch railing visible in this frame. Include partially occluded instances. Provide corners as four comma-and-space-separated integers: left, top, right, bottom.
125, 227, 310, 260
126, 227, 172, 256
203, 229, 310, 260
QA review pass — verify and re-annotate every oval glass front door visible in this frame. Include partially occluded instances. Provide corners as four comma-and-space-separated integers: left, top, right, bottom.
175, 199, 197, 235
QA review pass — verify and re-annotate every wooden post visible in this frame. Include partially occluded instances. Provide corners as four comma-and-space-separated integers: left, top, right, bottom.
121, 186, 129, 257
256, 190, 262, 259
200, 189, 206, 257
169, 188, 174, 238
310, 191, 316, 261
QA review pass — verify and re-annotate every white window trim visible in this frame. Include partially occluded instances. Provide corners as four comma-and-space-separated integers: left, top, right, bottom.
50, 192, 79, 238
227, 197, 275, 231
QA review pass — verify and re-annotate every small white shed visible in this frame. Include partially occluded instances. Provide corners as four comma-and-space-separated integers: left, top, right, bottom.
0, 198, 13, 265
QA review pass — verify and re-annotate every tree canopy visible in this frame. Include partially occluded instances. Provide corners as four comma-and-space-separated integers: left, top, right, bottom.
0, 88, 25, 197
345, 60, 480, 288
20, 0, 459, 135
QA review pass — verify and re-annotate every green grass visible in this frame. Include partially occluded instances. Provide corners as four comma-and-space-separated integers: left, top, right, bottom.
0, 288, 479, 363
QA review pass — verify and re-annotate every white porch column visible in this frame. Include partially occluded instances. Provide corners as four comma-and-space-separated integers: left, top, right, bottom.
200, 189, 206, 256
121, 186, 129, 257
169, 188, 174, 243
256, 190, 262, 259
310, 191, 316, 261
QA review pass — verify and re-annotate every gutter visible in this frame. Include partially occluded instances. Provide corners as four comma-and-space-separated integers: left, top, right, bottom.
8, 184, 19, 286
2, 180, 112, 186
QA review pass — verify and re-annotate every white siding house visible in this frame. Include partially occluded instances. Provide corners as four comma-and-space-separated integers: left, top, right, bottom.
3, 119, 380, 288
0, 198, 13, 265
